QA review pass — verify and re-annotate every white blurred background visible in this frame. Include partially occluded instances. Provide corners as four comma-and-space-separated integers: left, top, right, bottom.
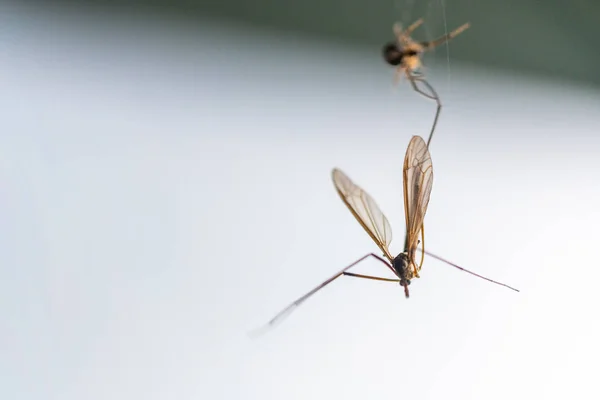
1, 2, 599, 400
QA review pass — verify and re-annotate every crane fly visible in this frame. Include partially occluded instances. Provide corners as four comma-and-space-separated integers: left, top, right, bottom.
261, 135, 518, 329
383, 19, 470, 147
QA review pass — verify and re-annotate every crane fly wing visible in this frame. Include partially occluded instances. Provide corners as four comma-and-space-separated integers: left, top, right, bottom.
332, 168, 394, 261
403, 136, 433, 270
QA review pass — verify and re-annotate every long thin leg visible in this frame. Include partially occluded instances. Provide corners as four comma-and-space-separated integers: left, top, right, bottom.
394, 18, 424, 46
343, 272, 400, 282
423, 249, 520, 292
393, 22, 404, 39
404, 18, 424, 37
261, 253, 396, 329
407, 73, 441, 148
422, 22, 470, 50
394, 67, 405, 85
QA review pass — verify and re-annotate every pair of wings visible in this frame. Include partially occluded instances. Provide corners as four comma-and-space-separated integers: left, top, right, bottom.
332, 135, 433, 268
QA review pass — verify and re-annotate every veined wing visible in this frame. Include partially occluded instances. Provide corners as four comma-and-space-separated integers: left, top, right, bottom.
332, 168, 394, 261
402, 136, 434, 266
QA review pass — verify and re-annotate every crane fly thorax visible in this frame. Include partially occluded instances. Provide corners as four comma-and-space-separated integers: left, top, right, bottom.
392, 252, 413, 286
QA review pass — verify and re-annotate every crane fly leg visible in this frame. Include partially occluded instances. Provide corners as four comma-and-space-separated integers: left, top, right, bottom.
260, 253, 397, 330
343, 272, 400, 282
422, 249, 520, 292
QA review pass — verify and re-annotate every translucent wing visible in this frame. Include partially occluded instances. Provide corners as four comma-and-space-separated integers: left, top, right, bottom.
332, 168, 394, 261
402, 136, 434, 268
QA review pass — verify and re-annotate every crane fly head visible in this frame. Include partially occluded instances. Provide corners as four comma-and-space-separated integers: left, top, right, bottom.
392, 253, 412, 298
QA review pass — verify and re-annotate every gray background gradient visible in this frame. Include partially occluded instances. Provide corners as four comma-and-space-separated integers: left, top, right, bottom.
1, 1, 599, 400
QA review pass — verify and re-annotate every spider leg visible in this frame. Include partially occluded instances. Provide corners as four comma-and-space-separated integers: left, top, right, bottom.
422, 22, 470, 50
393, 18, 423, 46
394, 66, 406, 86
407, 72, 441, 148
393, 22, 404, 38
404, 18, 424, 37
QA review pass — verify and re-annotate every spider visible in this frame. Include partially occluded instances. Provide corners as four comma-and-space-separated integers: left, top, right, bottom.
383, 19, 470, 147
